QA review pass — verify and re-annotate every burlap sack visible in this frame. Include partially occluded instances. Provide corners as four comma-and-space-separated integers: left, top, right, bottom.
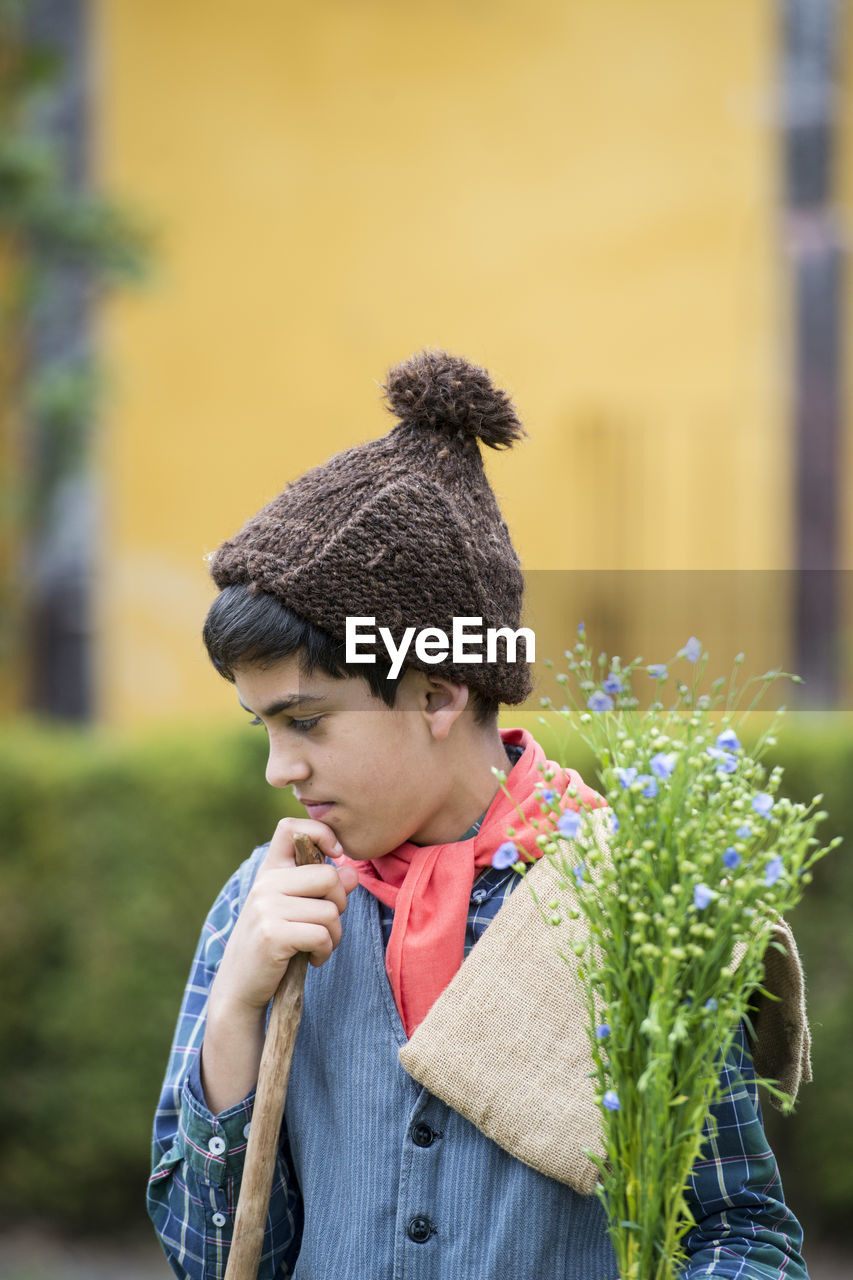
399, 810, 810, 1195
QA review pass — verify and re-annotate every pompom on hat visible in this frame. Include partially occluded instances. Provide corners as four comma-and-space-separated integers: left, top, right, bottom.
209, 350, 533, 704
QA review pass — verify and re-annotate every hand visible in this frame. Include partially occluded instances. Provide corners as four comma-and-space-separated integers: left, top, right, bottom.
201, 818, 359, 1113
212, 817, 359, 1015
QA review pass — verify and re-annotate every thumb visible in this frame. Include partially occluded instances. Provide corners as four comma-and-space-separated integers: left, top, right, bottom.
330, 858, 361, 895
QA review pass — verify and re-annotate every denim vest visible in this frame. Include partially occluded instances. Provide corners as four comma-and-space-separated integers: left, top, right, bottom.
285, 883, 617, 1280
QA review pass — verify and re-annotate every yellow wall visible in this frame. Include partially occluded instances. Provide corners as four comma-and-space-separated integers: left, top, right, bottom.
93, 0, 787, 726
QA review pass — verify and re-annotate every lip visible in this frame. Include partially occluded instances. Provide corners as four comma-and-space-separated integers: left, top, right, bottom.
301, 801, 335, 820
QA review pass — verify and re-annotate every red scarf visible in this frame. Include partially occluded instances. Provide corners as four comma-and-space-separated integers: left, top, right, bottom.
340, 728, 602, 1037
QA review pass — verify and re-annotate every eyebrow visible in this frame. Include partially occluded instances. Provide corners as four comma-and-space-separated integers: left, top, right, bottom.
238, 693, 329, 719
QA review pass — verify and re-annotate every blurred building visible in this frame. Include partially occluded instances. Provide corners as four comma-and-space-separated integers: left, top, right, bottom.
3, 0, 851, 726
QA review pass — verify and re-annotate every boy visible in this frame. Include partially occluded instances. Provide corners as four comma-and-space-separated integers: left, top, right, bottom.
148, 350, 809, 1279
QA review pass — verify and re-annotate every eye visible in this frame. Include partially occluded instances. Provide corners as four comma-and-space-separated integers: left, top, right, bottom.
248, 715, 263, 727
291, 716, 321, 733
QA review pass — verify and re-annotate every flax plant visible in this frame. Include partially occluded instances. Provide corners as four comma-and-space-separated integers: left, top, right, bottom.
494, 631, 838, 1280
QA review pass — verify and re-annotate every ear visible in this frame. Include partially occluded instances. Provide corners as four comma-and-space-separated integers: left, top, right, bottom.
420, 676, 470, 741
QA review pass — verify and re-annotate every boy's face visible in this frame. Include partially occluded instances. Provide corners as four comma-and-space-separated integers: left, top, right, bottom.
233, 654, 459, 861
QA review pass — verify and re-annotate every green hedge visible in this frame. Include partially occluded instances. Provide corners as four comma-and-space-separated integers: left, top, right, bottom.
0, 716, 849, 1241
0, 721, 299, 1231
748, 718, 853, 1237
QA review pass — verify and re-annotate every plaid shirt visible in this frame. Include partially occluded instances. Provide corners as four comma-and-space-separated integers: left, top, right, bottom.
149, 819, 808, 1278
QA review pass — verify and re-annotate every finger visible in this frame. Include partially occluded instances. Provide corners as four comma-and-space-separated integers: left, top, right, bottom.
276, 920, 338, 967
335, 863, 360, 896
264, 817, 343, 868
255, 864, 351, 916
275, 894, 343, 938
272, 903, 344, 960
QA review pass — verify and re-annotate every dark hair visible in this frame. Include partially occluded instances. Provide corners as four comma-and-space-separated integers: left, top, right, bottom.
202, 584, 499, 725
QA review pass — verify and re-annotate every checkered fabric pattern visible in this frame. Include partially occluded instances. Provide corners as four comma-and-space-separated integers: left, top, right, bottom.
149, 739, 807, 1280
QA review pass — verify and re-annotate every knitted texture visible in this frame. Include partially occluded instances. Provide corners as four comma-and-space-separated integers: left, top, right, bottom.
209, 350, 533, 703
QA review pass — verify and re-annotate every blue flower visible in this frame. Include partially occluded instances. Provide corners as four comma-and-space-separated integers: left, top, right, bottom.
723, 846, 741, 870
704, 998, 719, 1012
541, 788, 555, 804
602, 1090, 621, 1111
736, 824, 752, 839
617, 767, 638, 789
596, 1023, 611, 1040
647, 664, 668, 680
603, 675, 623, 694
609, 812, 620, 834
492, 841, 519, 870
693, 883, 714, 910
650, 751, 676, 780
587, 690, 614, 713
715, 729, 742, 753
557, 810, 582, 840
577, 621, 586, 635
706, 746, 738, 774
765, 855, 784, 886
681, 636, 702, 663
752, 792, 774, 818
573, 862, 585, 886
637, 774, 658, 799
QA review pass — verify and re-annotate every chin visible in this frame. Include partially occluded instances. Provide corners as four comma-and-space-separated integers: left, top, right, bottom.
343, 829, 403, 862
338, 816, 419, 862
347, 841, 392, 862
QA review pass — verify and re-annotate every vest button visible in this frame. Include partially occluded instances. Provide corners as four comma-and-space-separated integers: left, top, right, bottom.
411, 1122, 435, 1148
407, 1215, 433, 1243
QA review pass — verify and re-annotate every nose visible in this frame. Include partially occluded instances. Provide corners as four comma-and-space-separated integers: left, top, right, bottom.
265, 732, 311, 789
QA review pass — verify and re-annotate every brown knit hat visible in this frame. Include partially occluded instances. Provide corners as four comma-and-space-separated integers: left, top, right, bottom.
209, 350, 532, 704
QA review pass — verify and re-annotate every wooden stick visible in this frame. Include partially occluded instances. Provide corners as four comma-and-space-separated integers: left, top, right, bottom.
224, 833, 323, 1280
